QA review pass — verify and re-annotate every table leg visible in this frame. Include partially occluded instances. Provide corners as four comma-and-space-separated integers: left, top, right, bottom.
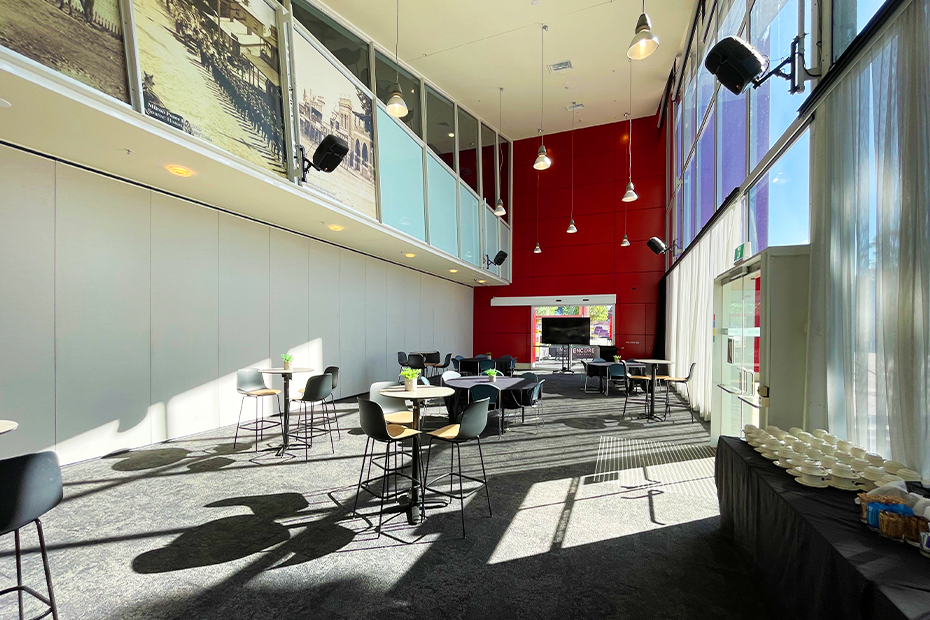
407, 400, 422, 524
276, 373, 291, 456
650, 364, 657, 419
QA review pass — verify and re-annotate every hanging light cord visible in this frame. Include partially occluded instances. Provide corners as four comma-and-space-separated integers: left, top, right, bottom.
570, 104, 575, 222
499, 87, 504, 195
395, 0, 400, 64
535, 170, 540, 244
540, 25, 547, 143
628, 59, 633, 182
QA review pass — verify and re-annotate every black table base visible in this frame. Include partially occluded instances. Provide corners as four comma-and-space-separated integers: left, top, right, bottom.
716, 436, 930, 620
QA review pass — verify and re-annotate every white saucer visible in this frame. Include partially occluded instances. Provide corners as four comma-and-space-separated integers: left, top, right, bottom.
761, 452, 778, 460
788, 467, 802, 477
775, 460, 793, 469
796, 477, 830, 488
829, 480, 862, 491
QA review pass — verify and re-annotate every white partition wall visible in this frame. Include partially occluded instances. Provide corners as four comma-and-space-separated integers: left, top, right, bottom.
0, 144, 473, 464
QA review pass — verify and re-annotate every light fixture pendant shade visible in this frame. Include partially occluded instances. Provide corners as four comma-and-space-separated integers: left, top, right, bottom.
566, 219, 577, 234
622, 181, 638, 202
628, 12, 659, 60
621, 234, 631, 247
494, 198, 506, 217
534, 242, 542, 254
534, 144, 551, 170
386, 83, 408, 118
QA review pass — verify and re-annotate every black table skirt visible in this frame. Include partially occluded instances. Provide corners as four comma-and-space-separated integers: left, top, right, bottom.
442, 377, 535, 420
716, 436, 930, 620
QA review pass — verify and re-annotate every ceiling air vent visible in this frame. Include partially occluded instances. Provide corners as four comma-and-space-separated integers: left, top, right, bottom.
547, 60, 573, 73
566, 102, 584, 111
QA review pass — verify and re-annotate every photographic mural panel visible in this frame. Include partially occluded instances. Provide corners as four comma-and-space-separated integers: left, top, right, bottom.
0, 0, 130, 101
293, 29, 376, 219
133, 0, 286, 175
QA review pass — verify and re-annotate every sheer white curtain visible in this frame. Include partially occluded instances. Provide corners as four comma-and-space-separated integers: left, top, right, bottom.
807, 0, 930, 477
666, 202, 743, 420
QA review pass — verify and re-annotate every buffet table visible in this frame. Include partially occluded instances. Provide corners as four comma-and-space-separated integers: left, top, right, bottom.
716, 436, 930, 620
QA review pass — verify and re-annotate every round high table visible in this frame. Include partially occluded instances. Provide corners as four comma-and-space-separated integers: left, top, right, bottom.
0, 420, 18, 435
379, 384, 453, 524
632, 359, 673, 420
259, 367, 313, 456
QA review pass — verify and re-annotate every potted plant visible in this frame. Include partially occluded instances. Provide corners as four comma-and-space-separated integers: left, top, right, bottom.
614, 355, 621, 362
281, 353, 293, 371
400, 367, 421, 392
484, 369, 501, 383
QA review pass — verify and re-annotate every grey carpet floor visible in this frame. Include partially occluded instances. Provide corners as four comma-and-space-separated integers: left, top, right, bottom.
0, 372, 773, 620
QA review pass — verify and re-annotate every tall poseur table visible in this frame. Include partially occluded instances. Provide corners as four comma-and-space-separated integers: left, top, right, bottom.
379, 384, 454, 524
259, 367, 313, 456
631, 359, 673, 420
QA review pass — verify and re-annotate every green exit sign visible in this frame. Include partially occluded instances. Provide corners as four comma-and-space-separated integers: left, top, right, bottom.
734, 242, 752, 263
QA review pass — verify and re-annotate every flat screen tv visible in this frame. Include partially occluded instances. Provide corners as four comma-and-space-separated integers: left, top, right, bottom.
541, 317, 590, 345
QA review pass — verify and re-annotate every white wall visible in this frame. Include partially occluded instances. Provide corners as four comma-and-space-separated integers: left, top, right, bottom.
0, 145, 473, 464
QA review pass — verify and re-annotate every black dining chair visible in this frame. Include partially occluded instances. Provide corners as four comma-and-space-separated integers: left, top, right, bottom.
470, 383, 502, 437
513, 379, 546, 428
474, 354, 488, 359
477, 359, 496, 374
353, 398, 422, 535
606, 362, 629, 397
0, 452, 62, 620
422, 397, 492, 538
397, 352, 408, 372
452, 355, 464, 372
406, 353, 426, 374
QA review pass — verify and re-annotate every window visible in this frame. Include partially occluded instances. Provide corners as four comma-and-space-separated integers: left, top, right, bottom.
292, 0, 370, 87
457, 108, 479, 193
833, 0, 887, 60
374, 52, 421, 137
697, 7, 717, 122
747, 129, 810, 252
480, 123, 497, 208
675, 100, 683, 179
683, 157, 695, 246
696, 109, 716, 227
425, 87, 455, 168
749, 0, 805, 168
683, 69, 697, 156
716, 84, 747, 206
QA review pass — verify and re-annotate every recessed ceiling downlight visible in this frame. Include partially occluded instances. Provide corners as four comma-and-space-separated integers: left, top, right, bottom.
166, 164, 193, 177
328, 224, 345, 231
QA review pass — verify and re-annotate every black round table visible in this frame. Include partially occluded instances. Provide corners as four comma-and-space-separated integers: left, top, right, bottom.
457, 357, 514, 375
443, 375, 536, 419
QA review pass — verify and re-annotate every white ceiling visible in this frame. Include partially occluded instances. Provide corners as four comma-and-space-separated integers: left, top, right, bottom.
316, 0, 697, 139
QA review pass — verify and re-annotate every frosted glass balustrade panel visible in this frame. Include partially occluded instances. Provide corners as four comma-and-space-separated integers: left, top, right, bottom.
499, 221, 511, 281
377, 108, 426, 241
427, 154, 459, 256
484, 206, 499, 276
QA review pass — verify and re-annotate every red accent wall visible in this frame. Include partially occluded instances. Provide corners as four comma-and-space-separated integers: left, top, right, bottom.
473, 115, 666, 361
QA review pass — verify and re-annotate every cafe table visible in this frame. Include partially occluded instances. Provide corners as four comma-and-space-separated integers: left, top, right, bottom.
630, 359, 672, 420
582, 361, 648, 394
0, 420, 18, 435
379, 384, 453, 524
258, 367, 313, 456
443, 376, 535, 418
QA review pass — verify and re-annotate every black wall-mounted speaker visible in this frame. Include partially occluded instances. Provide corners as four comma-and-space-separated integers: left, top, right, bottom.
704, 36, 766, 96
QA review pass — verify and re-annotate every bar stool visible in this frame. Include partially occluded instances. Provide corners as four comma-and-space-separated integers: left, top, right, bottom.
0, 452, 62, 620
302, 366, 341, 439
422, 397, 492, 538
291, 373, 335, 458
235, 368, 282, 451
657, 362, 696, 422
352, 398, 422, 536
470, 384, 502, 437
369, 381, 414, 426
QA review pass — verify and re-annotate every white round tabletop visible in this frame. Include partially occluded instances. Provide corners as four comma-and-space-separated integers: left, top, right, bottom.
380, 385, 454, 400
0, 420, 19, 435
634, 359, 673, 365
259, 367, 314, 374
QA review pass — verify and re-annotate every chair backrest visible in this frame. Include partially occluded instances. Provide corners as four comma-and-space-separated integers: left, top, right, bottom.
592, 357, 606, 362
442, 370, 462, 384
407, 353, 426, 370
520, 372, 539, 383
300, 374, 333, 402
460, 360, 479, 375
474, 354, 487, 359
470, 384, 500, 406
0, 452, 63, 535
608, 362, 627, 378
442, 353, 452, 368
425, 352, 440, 364
478, 359, 496, 373
397, 351, 408, 365
236, 368, 268, 394
683, 362, 697, 381
370, 381, 407, 414
418, 375, 430, 386
531, 379, 546, 404
452, 357, 461, 371
357, 397, 392, 442
323, 366, 339, 389
458, 398, 490, 439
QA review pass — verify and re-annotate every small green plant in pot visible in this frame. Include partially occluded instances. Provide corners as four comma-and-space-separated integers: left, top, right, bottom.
484, 369, 501, 383
614, 355, 621, 362
400, 367, 421, 391
281, 353, 294, 371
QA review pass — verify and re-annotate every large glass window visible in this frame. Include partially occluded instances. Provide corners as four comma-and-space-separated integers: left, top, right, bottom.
683, 71, 697, 156
747, 129, 810, 252
427, 154, 458, 256
683, 158, 695, 247
457, 108, 479, 193
696, 110, 716, 227
374, 52, 421, 138
675, 101, 683, 179
377, 108, 425, 240
425, 87, 455, 168
480, 123, 497, 208
833, 0, 886, 60
749, 0, 805, 167
716, 85, 747, 206
292, 0, 371, 87
697, 9, 717, 122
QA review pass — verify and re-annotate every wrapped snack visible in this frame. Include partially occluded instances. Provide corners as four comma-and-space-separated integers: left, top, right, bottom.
904, 516, 930, 546
879, 511, 905, 540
